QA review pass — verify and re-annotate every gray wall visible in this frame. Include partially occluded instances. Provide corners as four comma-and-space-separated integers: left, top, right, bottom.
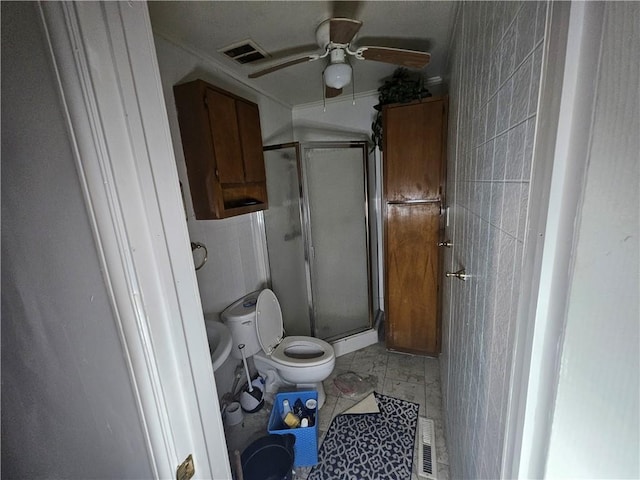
152, 33, 294, 399
1, 3, 152, 477
441, 2, 547, 478
153, 34, 293, 318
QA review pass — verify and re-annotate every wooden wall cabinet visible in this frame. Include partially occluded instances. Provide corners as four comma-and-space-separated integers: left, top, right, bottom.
383, 96, 448, 355
173, 80, 268, 219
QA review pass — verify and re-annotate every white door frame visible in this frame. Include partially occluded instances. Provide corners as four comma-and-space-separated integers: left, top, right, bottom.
503, 2, 606, 477
38, 2, 231, 478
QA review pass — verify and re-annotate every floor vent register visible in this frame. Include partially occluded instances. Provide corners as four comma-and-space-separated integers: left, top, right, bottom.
417, 417, 438, 480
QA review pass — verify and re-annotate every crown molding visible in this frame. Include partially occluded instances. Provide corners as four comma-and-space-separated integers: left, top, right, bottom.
293, 88, 380, 110
293, 75, 444, 111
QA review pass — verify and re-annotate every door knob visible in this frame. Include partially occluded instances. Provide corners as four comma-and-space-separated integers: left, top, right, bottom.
445, 268, 469, 281
438, 240, 453, 248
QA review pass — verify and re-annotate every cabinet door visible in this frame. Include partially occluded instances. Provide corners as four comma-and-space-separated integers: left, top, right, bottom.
384, 100, 444, 201
236, 99, 266, 183
205, 88, 244, 184
385, 203, 440, 354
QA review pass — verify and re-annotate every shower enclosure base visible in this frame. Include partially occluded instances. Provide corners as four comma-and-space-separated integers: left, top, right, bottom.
331, 328, 379, 357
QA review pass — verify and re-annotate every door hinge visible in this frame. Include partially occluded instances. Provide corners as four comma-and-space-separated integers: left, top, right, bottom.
176, 454, 195, 480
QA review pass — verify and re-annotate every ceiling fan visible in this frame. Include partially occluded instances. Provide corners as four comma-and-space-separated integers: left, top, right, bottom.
248, 18, 431, 98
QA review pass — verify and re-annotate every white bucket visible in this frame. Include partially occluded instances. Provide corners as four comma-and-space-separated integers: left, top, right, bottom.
224, 401, 243, 426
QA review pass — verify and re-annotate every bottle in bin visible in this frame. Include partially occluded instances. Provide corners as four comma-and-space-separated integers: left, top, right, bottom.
304, 398, 317, 427
282, 399, 291, 415
281, 399, 300, 428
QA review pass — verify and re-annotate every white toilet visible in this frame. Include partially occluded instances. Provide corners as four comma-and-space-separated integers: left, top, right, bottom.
222, 289, 335, 407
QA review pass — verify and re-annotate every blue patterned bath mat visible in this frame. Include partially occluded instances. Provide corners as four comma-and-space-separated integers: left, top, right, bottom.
308, 392, 419, 480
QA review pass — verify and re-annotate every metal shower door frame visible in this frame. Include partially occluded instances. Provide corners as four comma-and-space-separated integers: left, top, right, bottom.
263, 141, 373, 340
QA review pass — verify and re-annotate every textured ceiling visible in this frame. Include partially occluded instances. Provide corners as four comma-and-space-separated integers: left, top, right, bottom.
148, 1, 456, 106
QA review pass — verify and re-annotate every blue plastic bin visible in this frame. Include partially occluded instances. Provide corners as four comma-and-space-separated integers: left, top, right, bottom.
268, 391, 318, 467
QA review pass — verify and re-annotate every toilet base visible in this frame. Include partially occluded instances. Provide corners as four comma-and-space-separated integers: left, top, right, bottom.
257, 367, 327, 408
297, 382, 326, 409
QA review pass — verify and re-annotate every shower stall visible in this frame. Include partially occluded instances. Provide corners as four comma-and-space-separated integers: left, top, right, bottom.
261, 142, 378, 342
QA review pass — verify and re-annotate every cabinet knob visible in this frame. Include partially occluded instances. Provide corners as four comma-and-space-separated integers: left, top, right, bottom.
445, 268, 469, 281
438, 240, 453, 248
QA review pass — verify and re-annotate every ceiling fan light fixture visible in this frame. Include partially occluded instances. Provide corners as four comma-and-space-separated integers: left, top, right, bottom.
324, 62, 352, 89
246, 16, 432, 100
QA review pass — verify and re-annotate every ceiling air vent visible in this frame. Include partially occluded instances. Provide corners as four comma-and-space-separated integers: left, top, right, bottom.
220, 40, 268, 65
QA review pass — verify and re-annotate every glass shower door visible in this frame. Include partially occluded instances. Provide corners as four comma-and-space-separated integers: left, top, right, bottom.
262, 145, 311, 336
302, 144, 371, 340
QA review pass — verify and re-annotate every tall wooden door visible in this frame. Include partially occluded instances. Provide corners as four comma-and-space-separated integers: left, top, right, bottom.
385, 203, 441, 353
383, 97, 448, 355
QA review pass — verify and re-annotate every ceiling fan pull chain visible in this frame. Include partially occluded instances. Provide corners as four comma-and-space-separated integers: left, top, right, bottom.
351, 69, 356, 105
322, 73, 327, 112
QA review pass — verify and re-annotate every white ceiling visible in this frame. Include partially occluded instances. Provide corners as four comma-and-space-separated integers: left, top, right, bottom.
148, 1, 456, 106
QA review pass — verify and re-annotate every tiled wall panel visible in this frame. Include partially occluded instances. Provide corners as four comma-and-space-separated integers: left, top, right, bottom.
440, 2, 547, 478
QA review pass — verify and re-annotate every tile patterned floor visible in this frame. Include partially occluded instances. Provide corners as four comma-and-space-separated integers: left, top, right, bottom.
224, 341, 450, 480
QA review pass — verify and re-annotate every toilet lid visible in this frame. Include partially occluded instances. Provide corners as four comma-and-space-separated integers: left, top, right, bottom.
255, 289, 283, 354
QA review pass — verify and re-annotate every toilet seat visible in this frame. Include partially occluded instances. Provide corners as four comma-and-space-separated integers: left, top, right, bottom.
271, 336, 334, 368
255, 289, 334, 368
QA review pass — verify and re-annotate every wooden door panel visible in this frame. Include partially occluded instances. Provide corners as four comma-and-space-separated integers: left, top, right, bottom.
385, 203, 440, 354
236, 99, 266, 183
205, 88, 244, 184
384, 100, 444, 202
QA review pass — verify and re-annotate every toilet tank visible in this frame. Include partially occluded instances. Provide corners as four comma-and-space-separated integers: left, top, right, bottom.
221, 291, 262, 359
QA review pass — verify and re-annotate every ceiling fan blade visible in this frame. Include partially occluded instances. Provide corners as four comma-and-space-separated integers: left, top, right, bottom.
359, 46, 431, 69
330, 1, 363, 20
330, 18, 362, 44
248, 56, 314, 79
325, 86, 342, 98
